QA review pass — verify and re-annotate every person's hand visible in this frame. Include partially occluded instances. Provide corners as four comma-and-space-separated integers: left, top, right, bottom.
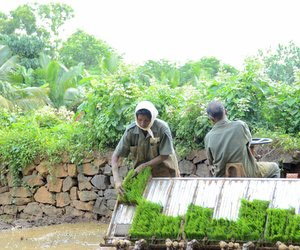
115, 181, 125, 196
133, 163, 147, 177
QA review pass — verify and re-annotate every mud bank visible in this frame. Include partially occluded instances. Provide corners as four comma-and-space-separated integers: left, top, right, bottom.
0, 222, 108, 249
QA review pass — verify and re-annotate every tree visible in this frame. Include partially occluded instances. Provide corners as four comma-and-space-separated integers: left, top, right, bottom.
0, 3, 74, 52
0, 46, 83, 110
179, 57, 238, 85
0, 45, 18, 82
259, 41, 300, 84
37, 54, 85, 108
0, 5, 36, 35
180, 57, 221, 83
37, 3, 74, 51
59, 30, 114, 70
136, 60, 181, 87
0, 46, 51, 110
1, 34, 45, 69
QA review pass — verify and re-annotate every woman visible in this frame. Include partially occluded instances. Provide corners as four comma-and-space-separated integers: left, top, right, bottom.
111, 101, 180, 195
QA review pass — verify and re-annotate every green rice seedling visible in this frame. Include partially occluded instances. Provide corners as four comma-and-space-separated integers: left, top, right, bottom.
285, 214, 300, 242
129, 199, 300, 242
129, 199, 182, 239
208, 218, 238, 240
153, 214, 182, 239
265, 208, 295, 242
236, 199, 270, 240
184, 204, 213, 239
118, 167, 152, 204
129, 199, 162, 238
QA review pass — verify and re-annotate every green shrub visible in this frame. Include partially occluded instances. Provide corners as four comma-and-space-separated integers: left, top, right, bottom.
78, 60, 300, 154
80, 80, 142, 148
0, 128, 42, 185
0, 107, 93, 184
254, 129, 300, 152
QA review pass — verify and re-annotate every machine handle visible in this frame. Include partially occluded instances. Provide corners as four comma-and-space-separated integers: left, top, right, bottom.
250, 138, 273, 146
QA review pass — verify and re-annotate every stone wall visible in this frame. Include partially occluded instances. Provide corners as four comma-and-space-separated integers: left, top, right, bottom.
0, 150, 210, 223
1, 147, 299, 223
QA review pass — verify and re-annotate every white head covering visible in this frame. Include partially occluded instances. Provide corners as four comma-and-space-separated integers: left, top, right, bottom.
135, 101, 158, 138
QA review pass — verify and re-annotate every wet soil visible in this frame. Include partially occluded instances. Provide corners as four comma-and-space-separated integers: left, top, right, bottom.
0, 221, 108, 249
0, 215, 111, 231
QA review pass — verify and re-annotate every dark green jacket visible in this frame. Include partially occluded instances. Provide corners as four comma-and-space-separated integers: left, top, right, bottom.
204, 119, 260, 177
115, 119, 180, 177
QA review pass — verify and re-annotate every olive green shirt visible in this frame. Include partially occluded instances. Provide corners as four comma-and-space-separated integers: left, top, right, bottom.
114, 119, 180, 176
204, 119, 261, 177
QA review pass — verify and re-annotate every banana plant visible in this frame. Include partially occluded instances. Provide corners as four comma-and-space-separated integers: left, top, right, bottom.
0, 45, 18, 82
40, 54, 84, 108
0, 46, 51, 110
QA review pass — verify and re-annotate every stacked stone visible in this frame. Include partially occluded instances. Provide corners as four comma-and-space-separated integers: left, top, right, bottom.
0, 153, 129, 222
281, 151, 300, 177
178, 149, 210, 177
0, 150, 211, 222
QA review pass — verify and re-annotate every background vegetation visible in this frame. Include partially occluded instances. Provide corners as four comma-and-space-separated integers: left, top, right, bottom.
0, 3, 299, 180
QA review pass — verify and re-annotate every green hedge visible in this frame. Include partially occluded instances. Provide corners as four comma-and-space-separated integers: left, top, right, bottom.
0, 107, 93, 183
80, 65, 300, 154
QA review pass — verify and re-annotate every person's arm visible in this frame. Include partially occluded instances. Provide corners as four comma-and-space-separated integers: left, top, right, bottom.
134, 155, 168, 173
242, 122, 252, 144
111, 151, 124, 195
241, 122, 259, 158
206, 148, 213, 166
112, 130, 131, 195
204, 134, 213, 165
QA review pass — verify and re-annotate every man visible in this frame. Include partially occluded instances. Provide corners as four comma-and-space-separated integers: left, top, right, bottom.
204, 100, 280, 178
112, 101, 180, 195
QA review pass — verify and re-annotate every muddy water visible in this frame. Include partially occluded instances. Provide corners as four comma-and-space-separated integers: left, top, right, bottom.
0, 222, 108, 249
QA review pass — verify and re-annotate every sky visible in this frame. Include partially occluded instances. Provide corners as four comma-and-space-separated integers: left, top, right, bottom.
1, 0, 299, 68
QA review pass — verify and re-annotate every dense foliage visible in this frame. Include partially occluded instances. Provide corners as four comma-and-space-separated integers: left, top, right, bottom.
0, 2, 299, 179
0, 107, 93, 184
0, 3, 74, 52
258, 41, 300, 84
80, 60, 300, 154
59, 30, 115, 70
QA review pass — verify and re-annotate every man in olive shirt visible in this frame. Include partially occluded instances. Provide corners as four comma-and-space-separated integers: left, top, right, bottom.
204, 101, 280, 178
112, 101, 180, 195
